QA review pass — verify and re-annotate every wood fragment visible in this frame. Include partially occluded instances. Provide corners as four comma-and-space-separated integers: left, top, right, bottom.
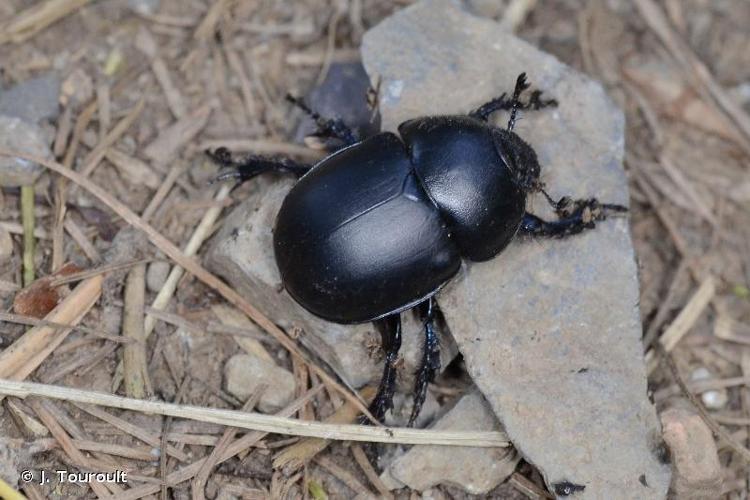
123, 263, 151, 399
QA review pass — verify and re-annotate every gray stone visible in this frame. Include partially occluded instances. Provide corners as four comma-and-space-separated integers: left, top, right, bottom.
362, 1, 670, 498
206, 177, 458, 391
381, 391, 519, 494
0, 73, 60, 124
146, 260, 170, 293
0, 116, 52, 186
223, 353, 296, 413
294, 62, 380, 145
0, 225, 12, 265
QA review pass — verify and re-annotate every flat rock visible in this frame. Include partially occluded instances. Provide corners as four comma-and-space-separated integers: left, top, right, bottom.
660, 403, 722, 499
0, 73, 60, 124
362, 1, 670, 498
381, 390, 519, 494
0, 116, 52, 187
224, 353, 296, 413
205, 177, 458, 391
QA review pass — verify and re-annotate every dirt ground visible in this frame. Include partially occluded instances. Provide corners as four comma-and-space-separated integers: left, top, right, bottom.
0, 0, 749, 498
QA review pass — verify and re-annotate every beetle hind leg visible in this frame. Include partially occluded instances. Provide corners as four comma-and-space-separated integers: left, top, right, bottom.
408, 297, 441, 427
362, 314, 402, 424
206, 147, 312, 184
520, 195, 627, 238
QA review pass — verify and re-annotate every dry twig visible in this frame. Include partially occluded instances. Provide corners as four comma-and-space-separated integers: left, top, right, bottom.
0, 379, 510, 448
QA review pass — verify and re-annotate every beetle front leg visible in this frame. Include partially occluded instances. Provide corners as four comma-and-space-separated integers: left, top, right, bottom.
286, 94, 359, 148
206, 147, 312, 184
519, 197, 627, 238
470, 87, 557, 122
363, 314, 402, 423
408, 297, 441, 427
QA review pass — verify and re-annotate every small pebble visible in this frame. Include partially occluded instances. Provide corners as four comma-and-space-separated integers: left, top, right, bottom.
0, 115, 52, 187
0, 226, 12, 265
0, 73, 61, 124
128, 0, 160, 15
224, 354, 296, 413
660, 404, 722, 499
691, 367, 729, 409
146, 260, 170, 293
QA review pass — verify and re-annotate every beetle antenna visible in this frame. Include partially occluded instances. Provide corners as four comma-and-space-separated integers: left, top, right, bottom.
507, 73, 530, 132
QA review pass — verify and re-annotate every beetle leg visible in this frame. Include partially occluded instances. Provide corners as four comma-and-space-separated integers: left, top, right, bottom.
469, 88, 557, 122
408, 297, 441, 427
205, 147, 312, 184
363, 314, 402, 423
519, 197, 627, 238
286, 94, 359, 148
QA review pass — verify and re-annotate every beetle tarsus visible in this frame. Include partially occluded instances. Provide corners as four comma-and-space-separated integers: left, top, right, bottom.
361, 314, 402, 424
286, 94, 359, 148
205, 149, 312, 184
520, 196, 627, 238
409, 297, 441, 427
470, 75, 557, 123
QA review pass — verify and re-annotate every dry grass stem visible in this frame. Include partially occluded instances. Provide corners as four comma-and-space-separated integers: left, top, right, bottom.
0, 379, 510, 448
21, 184, 35, 285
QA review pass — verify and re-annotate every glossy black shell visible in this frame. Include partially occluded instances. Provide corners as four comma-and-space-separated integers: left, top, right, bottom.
273, 115, 526, 324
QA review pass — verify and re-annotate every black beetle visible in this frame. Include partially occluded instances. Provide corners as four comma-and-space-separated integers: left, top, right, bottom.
208, 73, 626, 425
